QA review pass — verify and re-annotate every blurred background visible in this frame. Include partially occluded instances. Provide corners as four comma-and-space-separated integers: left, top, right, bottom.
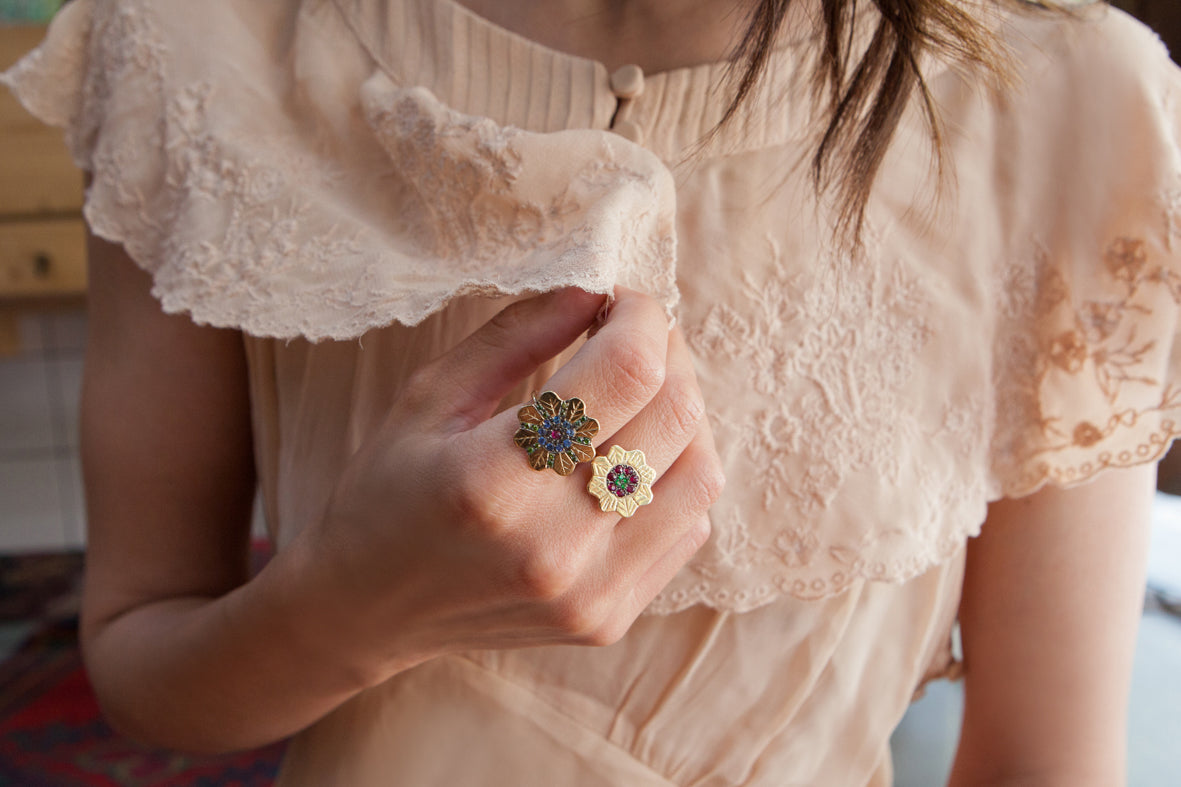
0, 1, 1178, 785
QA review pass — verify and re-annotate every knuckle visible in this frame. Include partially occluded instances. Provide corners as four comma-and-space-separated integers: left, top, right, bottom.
550, 595, 606, 637
583, 611, 632, 647
661, 377, 706, 438
401, 364, 442, 411
450, 473, 509, 535
583, 622, 625, 648
516, 552, 580, 603
688, 514, 713, 551
605, 337, 666, 404
688, 458, 727, 510
483, 301, 528, 351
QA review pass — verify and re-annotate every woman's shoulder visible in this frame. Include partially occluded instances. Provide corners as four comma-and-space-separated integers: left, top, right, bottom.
1001, 2, 1167, 58
917, 2, 1181, 245
993, 2, 1177, 103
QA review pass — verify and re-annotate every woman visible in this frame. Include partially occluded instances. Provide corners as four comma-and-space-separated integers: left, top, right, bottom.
3, 0, 1173, 783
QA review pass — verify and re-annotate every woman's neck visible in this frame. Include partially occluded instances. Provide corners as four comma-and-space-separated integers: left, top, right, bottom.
452, 0, 749, 74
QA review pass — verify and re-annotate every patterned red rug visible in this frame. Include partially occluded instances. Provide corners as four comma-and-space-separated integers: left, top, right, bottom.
0, 551, 285, 786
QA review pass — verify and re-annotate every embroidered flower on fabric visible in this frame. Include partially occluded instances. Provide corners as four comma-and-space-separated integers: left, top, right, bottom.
1072, 421, 1105, 447
1048, 330, 1088, 373
996, 234, 1181, 493
1081, 301, 1123, 341
687, 236, 932, 519
1105, 237, 1149, 282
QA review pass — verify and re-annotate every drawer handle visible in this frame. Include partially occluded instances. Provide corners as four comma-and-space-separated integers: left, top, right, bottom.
32, 253, 51, 278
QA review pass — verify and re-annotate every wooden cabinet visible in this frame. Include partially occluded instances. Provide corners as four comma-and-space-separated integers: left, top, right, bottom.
0, 23, 85, 352
0, 218, 86, 296
0, 28, 82, 218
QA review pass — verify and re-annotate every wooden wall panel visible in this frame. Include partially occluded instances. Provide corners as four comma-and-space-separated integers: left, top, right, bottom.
0, 25, 82, 217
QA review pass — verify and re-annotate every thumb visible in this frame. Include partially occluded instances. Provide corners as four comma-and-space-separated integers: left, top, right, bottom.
427, 288, 608, 425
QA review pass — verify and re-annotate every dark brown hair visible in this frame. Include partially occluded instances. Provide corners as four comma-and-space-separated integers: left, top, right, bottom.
722, 0, 1076, 242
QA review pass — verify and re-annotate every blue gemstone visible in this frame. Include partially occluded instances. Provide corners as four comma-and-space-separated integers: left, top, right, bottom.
538, 416, 575, 453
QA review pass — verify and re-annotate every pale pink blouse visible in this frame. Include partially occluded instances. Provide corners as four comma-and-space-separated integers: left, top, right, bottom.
6, 0, 1181, 783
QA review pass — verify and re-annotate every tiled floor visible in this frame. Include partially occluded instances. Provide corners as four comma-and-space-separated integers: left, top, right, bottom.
0, 308, 86, 551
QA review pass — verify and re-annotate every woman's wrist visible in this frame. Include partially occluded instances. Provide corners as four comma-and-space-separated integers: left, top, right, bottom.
247, 528, 416, 695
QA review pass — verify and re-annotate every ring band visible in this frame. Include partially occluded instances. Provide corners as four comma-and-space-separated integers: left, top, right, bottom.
588, 446, 656, 517
514, 391, 599, 475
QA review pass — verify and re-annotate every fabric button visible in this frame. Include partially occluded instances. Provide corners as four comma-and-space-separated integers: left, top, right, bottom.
609, 64, 644, 100
611, 119, 644, 145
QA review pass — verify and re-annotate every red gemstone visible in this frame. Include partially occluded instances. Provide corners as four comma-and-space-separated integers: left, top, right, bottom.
606, 464, 640, 497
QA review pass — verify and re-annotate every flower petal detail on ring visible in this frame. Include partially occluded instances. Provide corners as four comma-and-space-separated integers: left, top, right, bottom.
632, 485, 654, 507
517, 404, 544, 426
574, 418, 599, 441
513, 429, 540, 449
536, 391, 563, 419
565, 398, 586, 422
606, 445, 628, 465
553, 451, 577, 476
528, 449, 551, 471
617, 496, 639, 518
569, 441, 596, 464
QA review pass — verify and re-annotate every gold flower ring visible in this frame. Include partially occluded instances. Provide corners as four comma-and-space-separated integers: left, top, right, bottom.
587, 445, 656, 518
514, 391, 599, 475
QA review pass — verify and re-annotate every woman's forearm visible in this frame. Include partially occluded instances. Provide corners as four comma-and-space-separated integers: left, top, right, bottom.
81, 535, 381, 753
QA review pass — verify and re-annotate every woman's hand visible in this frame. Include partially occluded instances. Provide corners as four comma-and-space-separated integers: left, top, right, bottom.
296, 287, 724, 684
82, 231, 720, 752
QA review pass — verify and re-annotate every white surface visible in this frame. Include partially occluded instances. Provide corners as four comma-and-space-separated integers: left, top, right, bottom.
0, 357, 55, 456
891, 679, 961, 786
48, 356, 83, 450
57, 456, 85, 548
1128, 611, 1181, 787
46, 310, 88, 353
0, 308, 87, 550
1149, 492, 1181, 599
0, 458, 67, 551
15, 313, 46, 355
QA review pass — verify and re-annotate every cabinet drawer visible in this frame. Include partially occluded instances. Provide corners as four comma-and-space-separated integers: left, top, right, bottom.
0, 218, 86, 297
0, 24, 83, 215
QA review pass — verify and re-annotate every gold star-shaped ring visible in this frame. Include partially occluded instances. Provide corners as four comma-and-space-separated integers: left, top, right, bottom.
587, 445, 656, 517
